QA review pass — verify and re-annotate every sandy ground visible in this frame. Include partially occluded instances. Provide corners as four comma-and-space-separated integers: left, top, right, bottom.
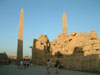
0, 64, 99, 75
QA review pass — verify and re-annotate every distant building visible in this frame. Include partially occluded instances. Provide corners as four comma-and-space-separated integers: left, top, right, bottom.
8, 56, 17, 60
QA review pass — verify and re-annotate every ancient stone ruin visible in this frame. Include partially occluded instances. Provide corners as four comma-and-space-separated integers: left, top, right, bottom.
0, 53, 9, 65
32, 12, 100, 73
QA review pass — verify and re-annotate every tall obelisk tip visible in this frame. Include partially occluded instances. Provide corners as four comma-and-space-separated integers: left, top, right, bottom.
21, 8, 23, 12
62, 12, 67, 34
63, 12, 65, 14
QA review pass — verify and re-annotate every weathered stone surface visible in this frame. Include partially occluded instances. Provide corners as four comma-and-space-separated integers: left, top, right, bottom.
38, 35, 49, 43
71, 32, 77, 36
32, 35, 51, 65
90, 30, 98, 39
32, 31, 100, 72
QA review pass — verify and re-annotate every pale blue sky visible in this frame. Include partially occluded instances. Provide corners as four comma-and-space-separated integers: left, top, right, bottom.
0, 0, 100, 56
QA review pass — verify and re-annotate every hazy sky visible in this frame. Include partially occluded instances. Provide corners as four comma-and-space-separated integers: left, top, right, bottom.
0, 0, 100, 56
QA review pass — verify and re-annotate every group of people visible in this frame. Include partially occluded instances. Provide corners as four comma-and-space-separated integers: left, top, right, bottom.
18, 59, 31, 69
18, 59, 63, 74
46, 59, 64, 74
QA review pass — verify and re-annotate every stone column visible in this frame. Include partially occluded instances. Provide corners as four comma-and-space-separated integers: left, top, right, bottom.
17, 8, 24, 63
62, 12, 67, 34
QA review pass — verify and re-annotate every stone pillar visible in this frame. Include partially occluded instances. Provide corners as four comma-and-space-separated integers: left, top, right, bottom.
62, 12, 67, 34
17, 8, 24, 63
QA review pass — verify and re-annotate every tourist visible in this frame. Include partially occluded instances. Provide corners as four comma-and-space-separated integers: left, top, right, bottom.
23, 59, 27, 69
20, 60, 23, 68
18, 62, 20, 69
26, 60, 30, 68
55, 60, 59, 74
46, 59, 51, 74
59, 62, 64, 69
61, 63, 64, 69
30, 61, 33, 67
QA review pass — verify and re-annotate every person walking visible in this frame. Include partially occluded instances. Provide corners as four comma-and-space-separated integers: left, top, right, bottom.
46, 59, 51, 74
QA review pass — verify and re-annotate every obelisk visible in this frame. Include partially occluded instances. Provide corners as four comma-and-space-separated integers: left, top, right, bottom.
17, 8, 24, 63
62, 12, 67, 34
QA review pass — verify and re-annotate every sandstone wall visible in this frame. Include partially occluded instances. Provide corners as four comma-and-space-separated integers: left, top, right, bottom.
32, 35, 51, 65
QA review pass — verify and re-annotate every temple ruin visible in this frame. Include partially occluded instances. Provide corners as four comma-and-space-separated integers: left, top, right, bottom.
32, 12, 100, 73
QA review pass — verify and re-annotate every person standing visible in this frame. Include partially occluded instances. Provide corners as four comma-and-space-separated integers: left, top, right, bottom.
23, 59, 27, 69
20, 60, 23, 68
55, 60, 59, 74
46, 59, 51, 74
